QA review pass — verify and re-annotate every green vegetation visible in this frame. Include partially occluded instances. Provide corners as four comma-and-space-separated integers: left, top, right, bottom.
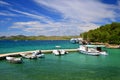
80, 22, 120, 44
0, 35, 79, 40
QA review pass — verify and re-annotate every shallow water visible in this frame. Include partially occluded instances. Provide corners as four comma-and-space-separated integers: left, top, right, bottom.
0, 40, 120, 80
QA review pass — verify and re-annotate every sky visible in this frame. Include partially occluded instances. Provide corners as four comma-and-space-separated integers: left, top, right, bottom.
0, 0, 120, 36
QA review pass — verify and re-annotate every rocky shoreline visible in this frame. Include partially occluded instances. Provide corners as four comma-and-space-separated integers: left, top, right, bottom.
91, 42, 120, 48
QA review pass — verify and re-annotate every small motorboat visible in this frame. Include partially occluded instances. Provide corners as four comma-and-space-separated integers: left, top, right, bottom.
20, 53, 37, 59
70, 38, 83, 44
78, 45, 108, 56
52, 50, 68, 56
36, 54, 45, 58
6, 56, 22, 63
52, 50, 60, 56
59, 50, 68, 55
32, 50, 45, 58
70, 38, 78, 44
20, 50, 45, 59
55, 46, 61, 48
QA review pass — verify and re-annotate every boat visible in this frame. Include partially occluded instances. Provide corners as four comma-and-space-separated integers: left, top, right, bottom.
70, 38, 83, 44
32, 51, 45, 58
52, 50, 60, 56
70, 38, 77, 44
52, 50, 68, 56
36, 53, 45, 58
20, 50, 45, 59
20, 52, 37, 59
6, 56, 22, 63
60, 50, 68, 55
55, 45, 61, 48
78, 45, 108, 56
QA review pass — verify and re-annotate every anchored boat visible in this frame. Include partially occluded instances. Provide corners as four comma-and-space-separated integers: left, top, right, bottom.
52, 50, 68, 56
20, 50, 45, 59
6, 56, 22, 63
70, 38, 83, 44
78, 45, 108, 56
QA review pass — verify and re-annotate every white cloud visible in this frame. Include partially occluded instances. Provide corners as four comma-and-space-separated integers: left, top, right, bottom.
10, 21, 99, 36
34, 0, 119, 23
0, 18, 12, 23
0, 12, 17, 16
0, 1, 11, 6
118, 0, 120, 9
9, 8, 53, 24
8, 0, 120, 36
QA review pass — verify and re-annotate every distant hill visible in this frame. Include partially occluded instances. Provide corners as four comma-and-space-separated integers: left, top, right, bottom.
0, 35, 79, 40
80, 22, 120, 44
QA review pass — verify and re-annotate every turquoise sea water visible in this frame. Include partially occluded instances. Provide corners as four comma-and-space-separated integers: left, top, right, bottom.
0, 40, 120, 80
0, 40, 79, 54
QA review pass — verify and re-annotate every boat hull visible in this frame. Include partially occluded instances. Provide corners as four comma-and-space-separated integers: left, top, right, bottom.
80, 50, 100, 56
52, 50, 67, 56
20, 52, 45, 59
6, 57, 22, 63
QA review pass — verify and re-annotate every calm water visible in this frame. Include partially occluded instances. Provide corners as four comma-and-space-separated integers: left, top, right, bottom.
0, 40, 120, 80
0, 40, 79, 54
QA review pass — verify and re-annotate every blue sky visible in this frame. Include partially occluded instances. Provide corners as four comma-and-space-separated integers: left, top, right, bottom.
0, 0, 120, 36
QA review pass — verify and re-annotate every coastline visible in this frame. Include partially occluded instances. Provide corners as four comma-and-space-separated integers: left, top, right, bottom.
91, 42, 120, 48
0, 35, 79, 40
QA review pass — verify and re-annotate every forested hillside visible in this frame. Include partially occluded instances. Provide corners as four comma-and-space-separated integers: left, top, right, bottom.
80, 22, 120, 44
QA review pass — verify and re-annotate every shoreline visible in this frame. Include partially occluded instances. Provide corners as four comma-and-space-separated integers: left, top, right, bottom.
91, 42, 120, 48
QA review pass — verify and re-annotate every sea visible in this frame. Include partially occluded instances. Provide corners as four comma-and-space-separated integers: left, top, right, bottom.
0, 40, 120, 80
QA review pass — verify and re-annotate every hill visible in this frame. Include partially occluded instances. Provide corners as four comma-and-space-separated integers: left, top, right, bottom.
80, 22, 120, 44
0, 35, 79, 40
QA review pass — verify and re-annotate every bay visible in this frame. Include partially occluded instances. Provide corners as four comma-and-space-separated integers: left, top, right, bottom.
0, 40, 120, 80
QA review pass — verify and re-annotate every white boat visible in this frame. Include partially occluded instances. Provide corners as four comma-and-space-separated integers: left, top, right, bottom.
52, 50, 68, 56
52, 50, 60, 56
32, 51, 45, 58
20, 53, 37, 59
20, 50, 45, 59
36, 54, 45, 58
70, 38, 77, 43
70, 38, 83, 44
60, 50, 67, 55
78, 45, 108, 56
6, 56, 22, 63
55, 46, 61, 48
